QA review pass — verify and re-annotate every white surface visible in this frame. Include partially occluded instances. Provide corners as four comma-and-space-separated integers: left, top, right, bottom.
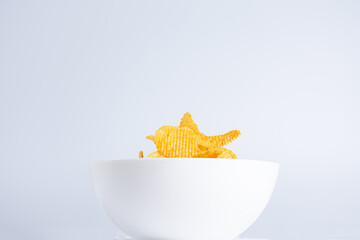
113, 237, 269, 240
1, 0, 360, 240
91, 159, 279, 240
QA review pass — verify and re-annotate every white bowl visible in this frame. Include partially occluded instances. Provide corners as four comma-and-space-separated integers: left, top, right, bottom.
90, 158, 279, 240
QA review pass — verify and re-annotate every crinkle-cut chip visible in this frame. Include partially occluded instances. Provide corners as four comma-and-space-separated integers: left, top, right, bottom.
147, 151, 165, 158
179, 112, 206, 137
194, 147, 225, 158
179, 113, 240, 148
139, 151, 144, 158
154, 126, 202, 158
144, 113, 240, 159
217, 148, 237, 159
146, 135, 155, 141
206, 130, 241, 147
196, 130, 241, 148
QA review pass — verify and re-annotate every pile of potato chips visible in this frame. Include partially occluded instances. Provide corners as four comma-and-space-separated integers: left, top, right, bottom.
140, 113, 240, 159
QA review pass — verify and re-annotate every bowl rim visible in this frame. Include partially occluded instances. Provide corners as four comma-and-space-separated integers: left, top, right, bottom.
90, 158, 279, 168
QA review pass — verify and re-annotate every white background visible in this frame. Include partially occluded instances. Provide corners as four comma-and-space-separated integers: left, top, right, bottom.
1, 1, 360, 239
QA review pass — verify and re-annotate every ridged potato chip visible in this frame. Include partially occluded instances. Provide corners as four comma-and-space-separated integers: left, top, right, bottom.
143, 113, 240, 159
180, 113, 240, 148
206, 130, 241, 147
146, 135, 155, 141
179, 112, 204, 137
194, 147, 225, 158
154, 126, 202, 158
147, 151, 165, 158
217, 148, 237, 159
139, 151, 144, 158
194, 147, 236, 159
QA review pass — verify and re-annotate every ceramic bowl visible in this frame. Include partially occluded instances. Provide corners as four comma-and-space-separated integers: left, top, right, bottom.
90, 158, 279, 240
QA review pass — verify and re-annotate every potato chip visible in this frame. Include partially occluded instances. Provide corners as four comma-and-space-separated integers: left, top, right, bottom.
144, 113, 240, 159
191, 129, 241, 149
139, 151, 144, 158
207, 130, 241, 147
217, 148, 237, 159
147, 151, 165, 158
153, 126, 202, 158
194, 147, 225, 158
179, 113, 240, 148
179, 112, 204, 137
146, 135, 155, 141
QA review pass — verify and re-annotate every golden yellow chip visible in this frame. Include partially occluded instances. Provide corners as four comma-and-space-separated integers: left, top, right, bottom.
179, 113, 240, 148
146, 135, 155, 141
194, 130, 241, 149
143, 113, 240, 159
179, 112, 204, 136
217, 148, 237, 159
194, 147, 225, 158
207, 130, 241, 147
139, 151, 144, 158
153, 126, 202, 158
147, 151, 166, 158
